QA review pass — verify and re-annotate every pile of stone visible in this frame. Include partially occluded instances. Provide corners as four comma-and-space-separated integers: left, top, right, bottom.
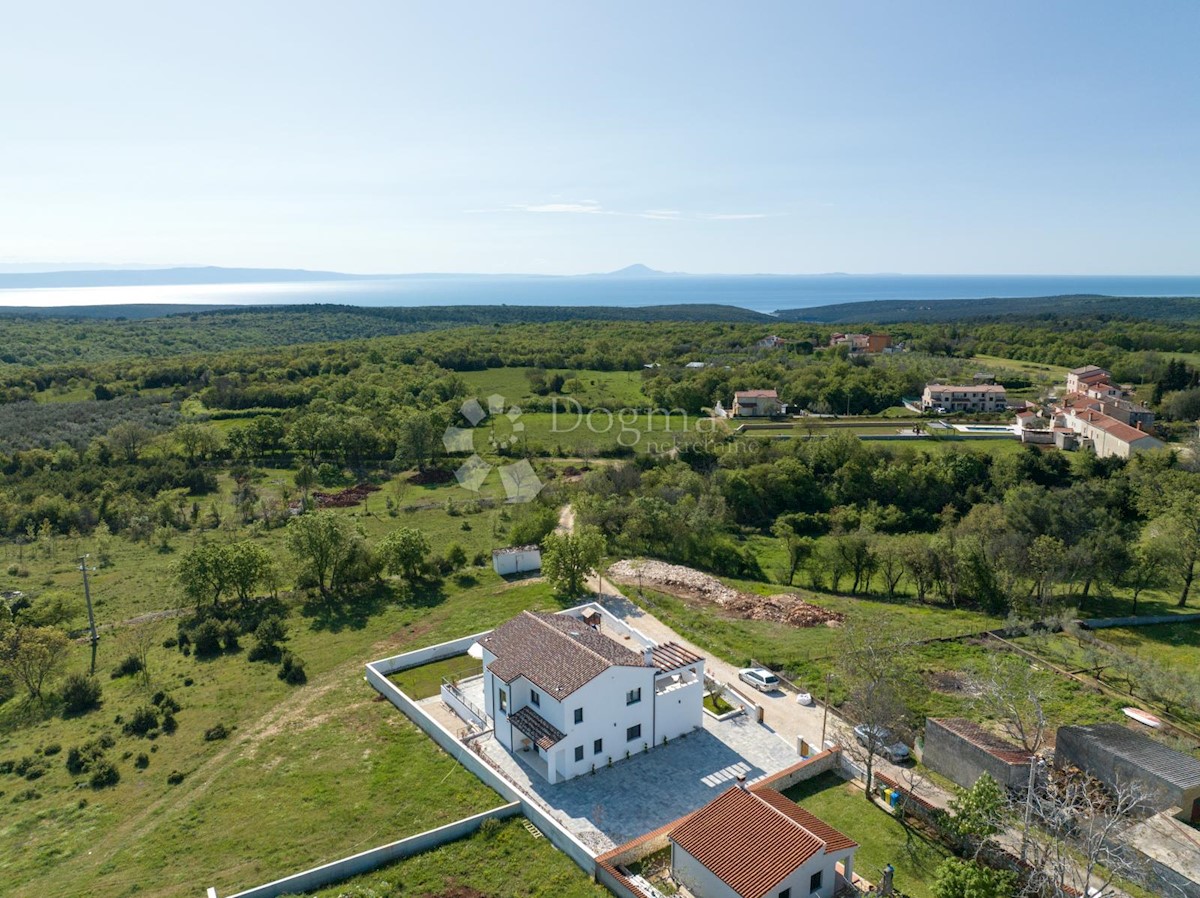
609, 559, 843, 629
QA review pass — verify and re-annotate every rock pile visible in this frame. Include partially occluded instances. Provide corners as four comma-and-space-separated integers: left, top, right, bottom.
609, 559, 843, 628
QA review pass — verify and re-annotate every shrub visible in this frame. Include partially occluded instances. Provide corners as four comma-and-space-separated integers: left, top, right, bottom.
135, 753, 149, 769
12, 788, 40, 802
0, 760, 13, 775
122, 706, 159, 737
162, 637, 178, 649
98, 733, 115, 749
183, 677, 194, 687
151, 691, 181, 713
161, 713, 177, 734
89, 760, 120, 789
479, 817, 503, 839
190, 619, 224, 657
111, 654, 145, 679
278, 652, 307, 685
219, 620, 240, 651
65, 741, 107, 775
166, 770, 185, 785
42, 743, 61, 756
14, 756, 43, 778
203, 723, 229, 742
61, 673, 103, 713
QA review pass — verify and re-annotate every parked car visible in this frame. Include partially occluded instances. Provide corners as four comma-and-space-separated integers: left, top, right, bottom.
738, 667, 781, 693
853, 724, 910, 762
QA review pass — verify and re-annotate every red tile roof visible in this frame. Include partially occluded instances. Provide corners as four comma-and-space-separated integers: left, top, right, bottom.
753, 788, 858, 852
1074, 410, 1159, 445
670, 786, 853, 898
930, 718, 1033, 766
650, 641, 704, 672
735, 389, 779, 399
480, 611, 645, 700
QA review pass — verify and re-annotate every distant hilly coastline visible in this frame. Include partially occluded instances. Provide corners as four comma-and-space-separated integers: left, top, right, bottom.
0, 266, 376, 289
776, 293, 1200, 324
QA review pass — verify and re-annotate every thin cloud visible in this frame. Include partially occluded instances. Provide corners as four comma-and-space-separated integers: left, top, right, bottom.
519, 201, 606, 215
698, 212, 770, 220
466, 202, 774, 222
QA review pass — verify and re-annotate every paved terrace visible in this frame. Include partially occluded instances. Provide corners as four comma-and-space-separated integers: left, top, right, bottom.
437, 699, 799, 853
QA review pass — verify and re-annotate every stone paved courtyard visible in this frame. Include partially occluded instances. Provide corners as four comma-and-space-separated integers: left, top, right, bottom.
470, 711, 800, 852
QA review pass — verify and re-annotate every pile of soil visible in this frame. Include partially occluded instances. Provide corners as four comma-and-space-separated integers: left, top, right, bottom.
311, 483, 381, 508
609, 559, 843, 629
408, 468, 455, 485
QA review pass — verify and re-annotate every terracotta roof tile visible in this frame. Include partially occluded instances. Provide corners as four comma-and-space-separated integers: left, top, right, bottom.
480, 611, 644, 700
671, 787, 845, 898
735, 390, 779, 399
753, 788, 858, 852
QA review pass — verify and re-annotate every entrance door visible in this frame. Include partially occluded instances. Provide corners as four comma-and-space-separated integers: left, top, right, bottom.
1191, 797, 1199, 824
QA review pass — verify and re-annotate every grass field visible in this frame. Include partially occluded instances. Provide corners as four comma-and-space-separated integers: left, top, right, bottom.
0, 469, 578, 898
784, 772, 953, 898
459, 366, 652, 410
304, 817, 609, 898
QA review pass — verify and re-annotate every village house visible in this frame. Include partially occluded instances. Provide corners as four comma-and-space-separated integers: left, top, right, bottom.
830, 332, 891, 354
1056, 407, 1165, 459
478, 609, 704, 783
732, 389, 785, 417
1066, 365, 1112, 394
921, 383, 1007, 413
669, 783, 859, 898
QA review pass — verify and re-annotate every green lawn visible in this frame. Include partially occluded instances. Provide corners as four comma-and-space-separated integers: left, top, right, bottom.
391, 655, 483, 699
784, 772, 953, 898
304, 818, 609, 898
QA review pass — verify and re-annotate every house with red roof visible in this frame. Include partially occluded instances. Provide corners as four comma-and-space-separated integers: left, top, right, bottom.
669, 783, 858, 898
478, 609, 704, 783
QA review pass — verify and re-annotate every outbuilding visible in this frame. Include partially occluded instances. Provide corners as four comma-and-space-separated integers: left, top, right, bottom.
1055, 723, 1200, 822
923, 718, 1033, 791
491, 545, 542, 576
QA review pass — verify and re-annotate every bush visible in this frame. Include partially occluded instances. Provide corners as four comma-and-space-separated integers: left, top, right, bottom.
151, 691, 181, 713
15, 756, 46, 781
89, 760, 120, 789
190, 619, 224, 657
161, 712, 177, 734
122, 706, 159, 737
166, 770, 185, 785
479, 817, 503, 839
110, 654, 144, 679
220, 620, 240, 652
60, 673, 103, 713
278, 652, 307, 685
135, 753, 149, 769
65, 741, 107, 775
162, 637, 178, 649
42, 743, 61, 756
203, 723, 229, 742
0, 760, 13, 775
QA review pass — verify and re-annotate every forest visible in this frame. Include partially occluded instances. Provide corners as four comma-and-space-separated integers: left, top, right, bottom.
1, 305, 1199, 898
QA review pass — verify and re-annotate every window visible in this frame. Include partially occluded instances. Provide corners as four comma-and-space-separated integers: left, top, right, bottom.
779, 890, 791, 898
594, 738, 603, 755
530, 689, 540, 707
574, 707, 584, 724
498, 689, 507, 713
625, 688, 642, 706
626, 724, 641, 741
809, 870, 822, 894
574, 745, 584, 762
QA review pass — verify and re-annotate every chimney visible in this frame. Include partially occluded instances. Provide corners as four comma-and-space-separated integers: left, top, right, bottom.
1136, 421, 1143, 431
736, 775, 747, 790
643, 646, 654, 667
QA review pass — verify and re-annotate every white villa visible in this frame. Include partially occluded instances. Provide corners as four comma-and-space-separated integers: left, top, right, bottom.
921, 383, 1007, 413
478, 607, 704, 783
670, 783, 859, 898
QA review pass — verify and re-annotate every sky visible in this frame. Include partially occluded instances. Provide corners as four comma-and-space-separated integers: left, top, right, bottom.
1, 1, 1197, 275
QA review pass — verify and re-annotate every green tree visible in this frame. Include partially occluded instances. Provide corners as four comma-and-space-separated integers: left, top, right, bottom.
772, 515, 815, 586
284, 510, 354, 597
946, 773, 1007, 856
394, 409, 447, 472
174, 543, 231, 609
378, 527, 430, 581
932, 858, 1016, 898
225, 542, 275, 604
0, 625, 71, 700
541, 526, 606, 597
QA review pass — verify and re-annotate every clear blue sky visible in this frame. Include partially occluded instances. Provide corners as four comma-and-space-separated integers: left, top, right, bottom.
2, 1, 1197, 274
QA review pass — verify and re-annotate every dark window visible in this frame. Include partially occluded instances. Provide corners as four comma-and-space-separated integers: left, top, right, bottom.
626, 688, 642, 705
626, 724, 641, 741
809, 870, 822, 893
574, 745, 584, 762
594, 738, 603, 755
530, 690, 540, 707
498, 689, 507, 713
779, 890, 791, 898
574, 707, 584, 724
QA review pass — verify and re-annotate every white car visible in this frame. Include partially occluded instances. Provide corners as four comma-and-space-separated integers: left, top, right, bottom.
738, 667, 781, 693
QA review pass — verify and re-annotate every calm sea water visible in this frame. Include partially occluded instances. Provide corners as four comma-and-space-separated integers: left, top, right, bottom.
1, 274, 1199, 315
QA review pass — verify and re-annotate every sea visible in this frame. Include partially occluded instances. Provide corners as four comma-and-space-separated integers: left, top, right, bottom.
1, 274, 1199, 316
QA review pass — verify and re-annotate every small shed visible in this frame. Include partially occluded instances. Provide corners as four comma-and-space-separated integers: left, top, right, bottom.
491, 545, 542, 576
1055, 723, 1200, 822
923, 718, 1033, 791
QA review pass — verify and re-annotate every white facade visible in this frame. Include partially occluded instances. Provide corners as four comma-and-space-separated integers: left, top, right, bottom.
479, 605, 704, 783
491, 545, 542, 576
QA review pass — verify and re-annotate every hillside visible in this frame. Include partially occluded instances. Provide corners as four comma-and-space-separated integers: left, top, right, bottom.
776, 294, 1200, 324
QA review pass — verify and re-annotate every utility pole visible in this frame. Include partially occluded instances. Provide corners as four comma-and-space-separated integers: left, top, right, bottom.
820, 671, 833, 748
78, 554, 99, 675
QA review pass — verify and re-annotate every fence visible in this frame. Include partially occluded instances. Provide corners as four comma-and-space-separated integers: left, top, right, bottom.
218, 803, 522, 898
